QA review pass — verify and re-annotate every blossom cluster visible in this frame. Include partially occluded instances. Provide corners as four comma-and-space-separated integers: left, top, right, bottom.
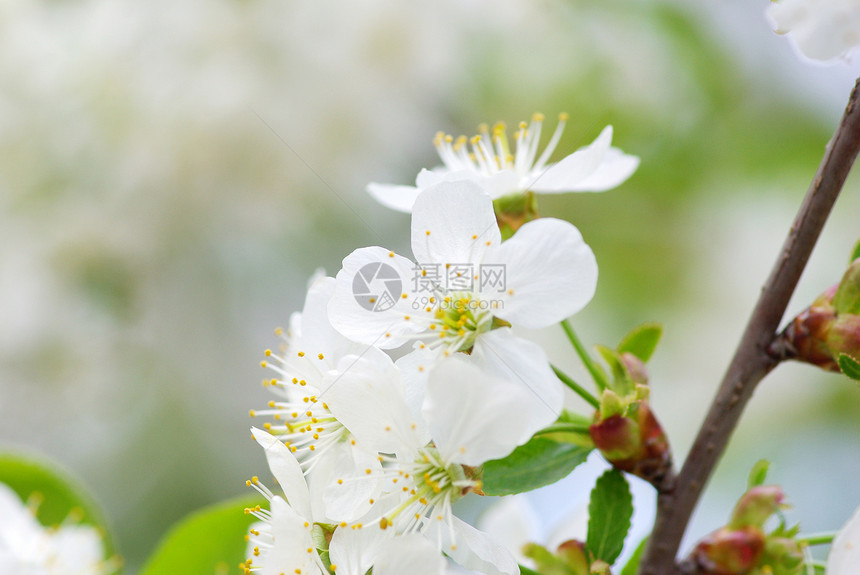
0, 482, 115, 575
241, 117, 634, 575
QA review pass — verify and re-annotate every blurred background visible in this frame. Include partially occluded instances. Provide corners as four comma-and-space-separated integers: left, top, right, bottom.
1, 0, 860, 569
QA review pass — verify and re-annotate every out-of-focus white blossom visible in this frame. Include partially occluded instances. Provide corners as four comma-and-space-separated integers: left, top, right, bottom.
0, 482, 115, 575
768, 0, 860, 61
827, 504, 860, 574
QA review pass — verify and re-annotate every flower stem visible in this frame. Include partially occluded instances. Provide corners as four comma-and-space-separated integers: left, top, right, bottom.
535, 420, 593, 436
552, 364, 600, 408
796, 532, 836, 546
560, 319, 610, 392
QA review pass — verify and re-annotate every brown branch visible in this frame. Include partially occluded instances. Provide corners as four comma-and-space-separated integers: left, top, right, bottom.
638, 77, 860, 575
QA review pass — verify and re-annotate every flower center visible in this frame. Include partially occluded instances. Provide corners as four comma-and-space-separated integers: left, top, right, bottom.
374, 447, 479, 537
432, 112, 568, 182
428, 292, 495, 352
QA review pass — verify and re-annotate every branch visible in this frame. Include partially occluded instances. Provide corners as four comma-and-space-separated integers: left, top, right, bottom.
638, 77, 860, 575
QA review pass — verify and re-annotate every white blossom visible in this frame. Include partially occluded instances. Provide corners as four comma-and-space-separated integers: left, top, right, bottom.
329, 180, 597, 424
367, 113, 639, 213
245, 429, 448, 575
828, 504, 860, 574
322, 353, 529, 575
252, 275, 385, 521
768, 0, 860, 61
0, 482, 114, 575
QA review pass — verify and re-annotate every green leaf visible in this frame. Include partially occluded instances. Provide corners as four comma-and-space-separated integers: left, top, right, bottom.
482, 437, 592, 496
0, 451, 118, 559
139, 495, 265, 575
834, 260, 860, 315
586, 469, 633, 565
620, 537, 649, 575
747, 459, 770, 489
617, 323, 663, 363
837, 353, 860, 380
850, 238, 860, 263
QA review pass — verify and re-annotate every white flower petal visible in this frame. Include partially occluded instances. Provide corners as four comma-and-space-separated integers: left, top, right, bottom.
768, 0, 860, 61
477, 495, 541, 567
50, 525, 106, 569
566, 147, 640, 192
329, 246, 422, 348
373, 533, 446, 575
0, 483, 42, 551
329, 524, 391, 575
436, 515, 520, 575
416, 168, 518, 201
415, 167, 453, 189
470, 329, 563, 431
323, 355, 429, 456
294, 276, 371, 368
251, 427, 312, 520
321, 441, 383, 523
527, 126, 613, 192
424, 354, 545, 465
367, 183, 423, 213
491, 218, 597, 328
828, 505, 860, 574
395, 345, 444, 421
261, 497, 322, 575
411, 181, 502, 267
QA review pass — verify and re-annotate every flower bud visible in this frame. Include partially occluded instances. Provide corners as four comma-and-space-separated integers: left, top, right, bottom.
692, 526, 765, 575
729, 485, 784, 529
557, 540, 590, 575
524, 542, 587, 575
774, 259, 860, 372
620, 352, 649, 386
590, 401, 673, 490
589, 559, 611, 575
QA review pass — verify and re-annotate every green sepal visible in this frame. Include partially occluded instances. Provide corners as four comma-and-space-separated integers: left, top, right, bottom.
747, 459, 771, 489
850, 238, 860, 263
586, 469, 633, 565
596, 345, 635, 396
617, 322, 664, 363
837, 353, 860, 380
620, 537, 649, 575
481, 437, 592, 496
600, 389, 627, 420
0, 451, 119, 560
834, 259, 860, 315
138, 495, 265, 575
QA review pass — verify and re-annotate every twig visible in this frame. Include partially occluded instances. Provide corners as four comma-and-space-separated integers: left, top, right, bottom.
638, 77, 860, 575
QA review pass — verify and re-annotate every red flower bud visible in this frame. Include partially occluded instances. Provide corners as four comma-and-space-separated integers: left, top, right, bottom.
590, 401, 673, 490
692, 526, 765, 575
774, 258, 860, 372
